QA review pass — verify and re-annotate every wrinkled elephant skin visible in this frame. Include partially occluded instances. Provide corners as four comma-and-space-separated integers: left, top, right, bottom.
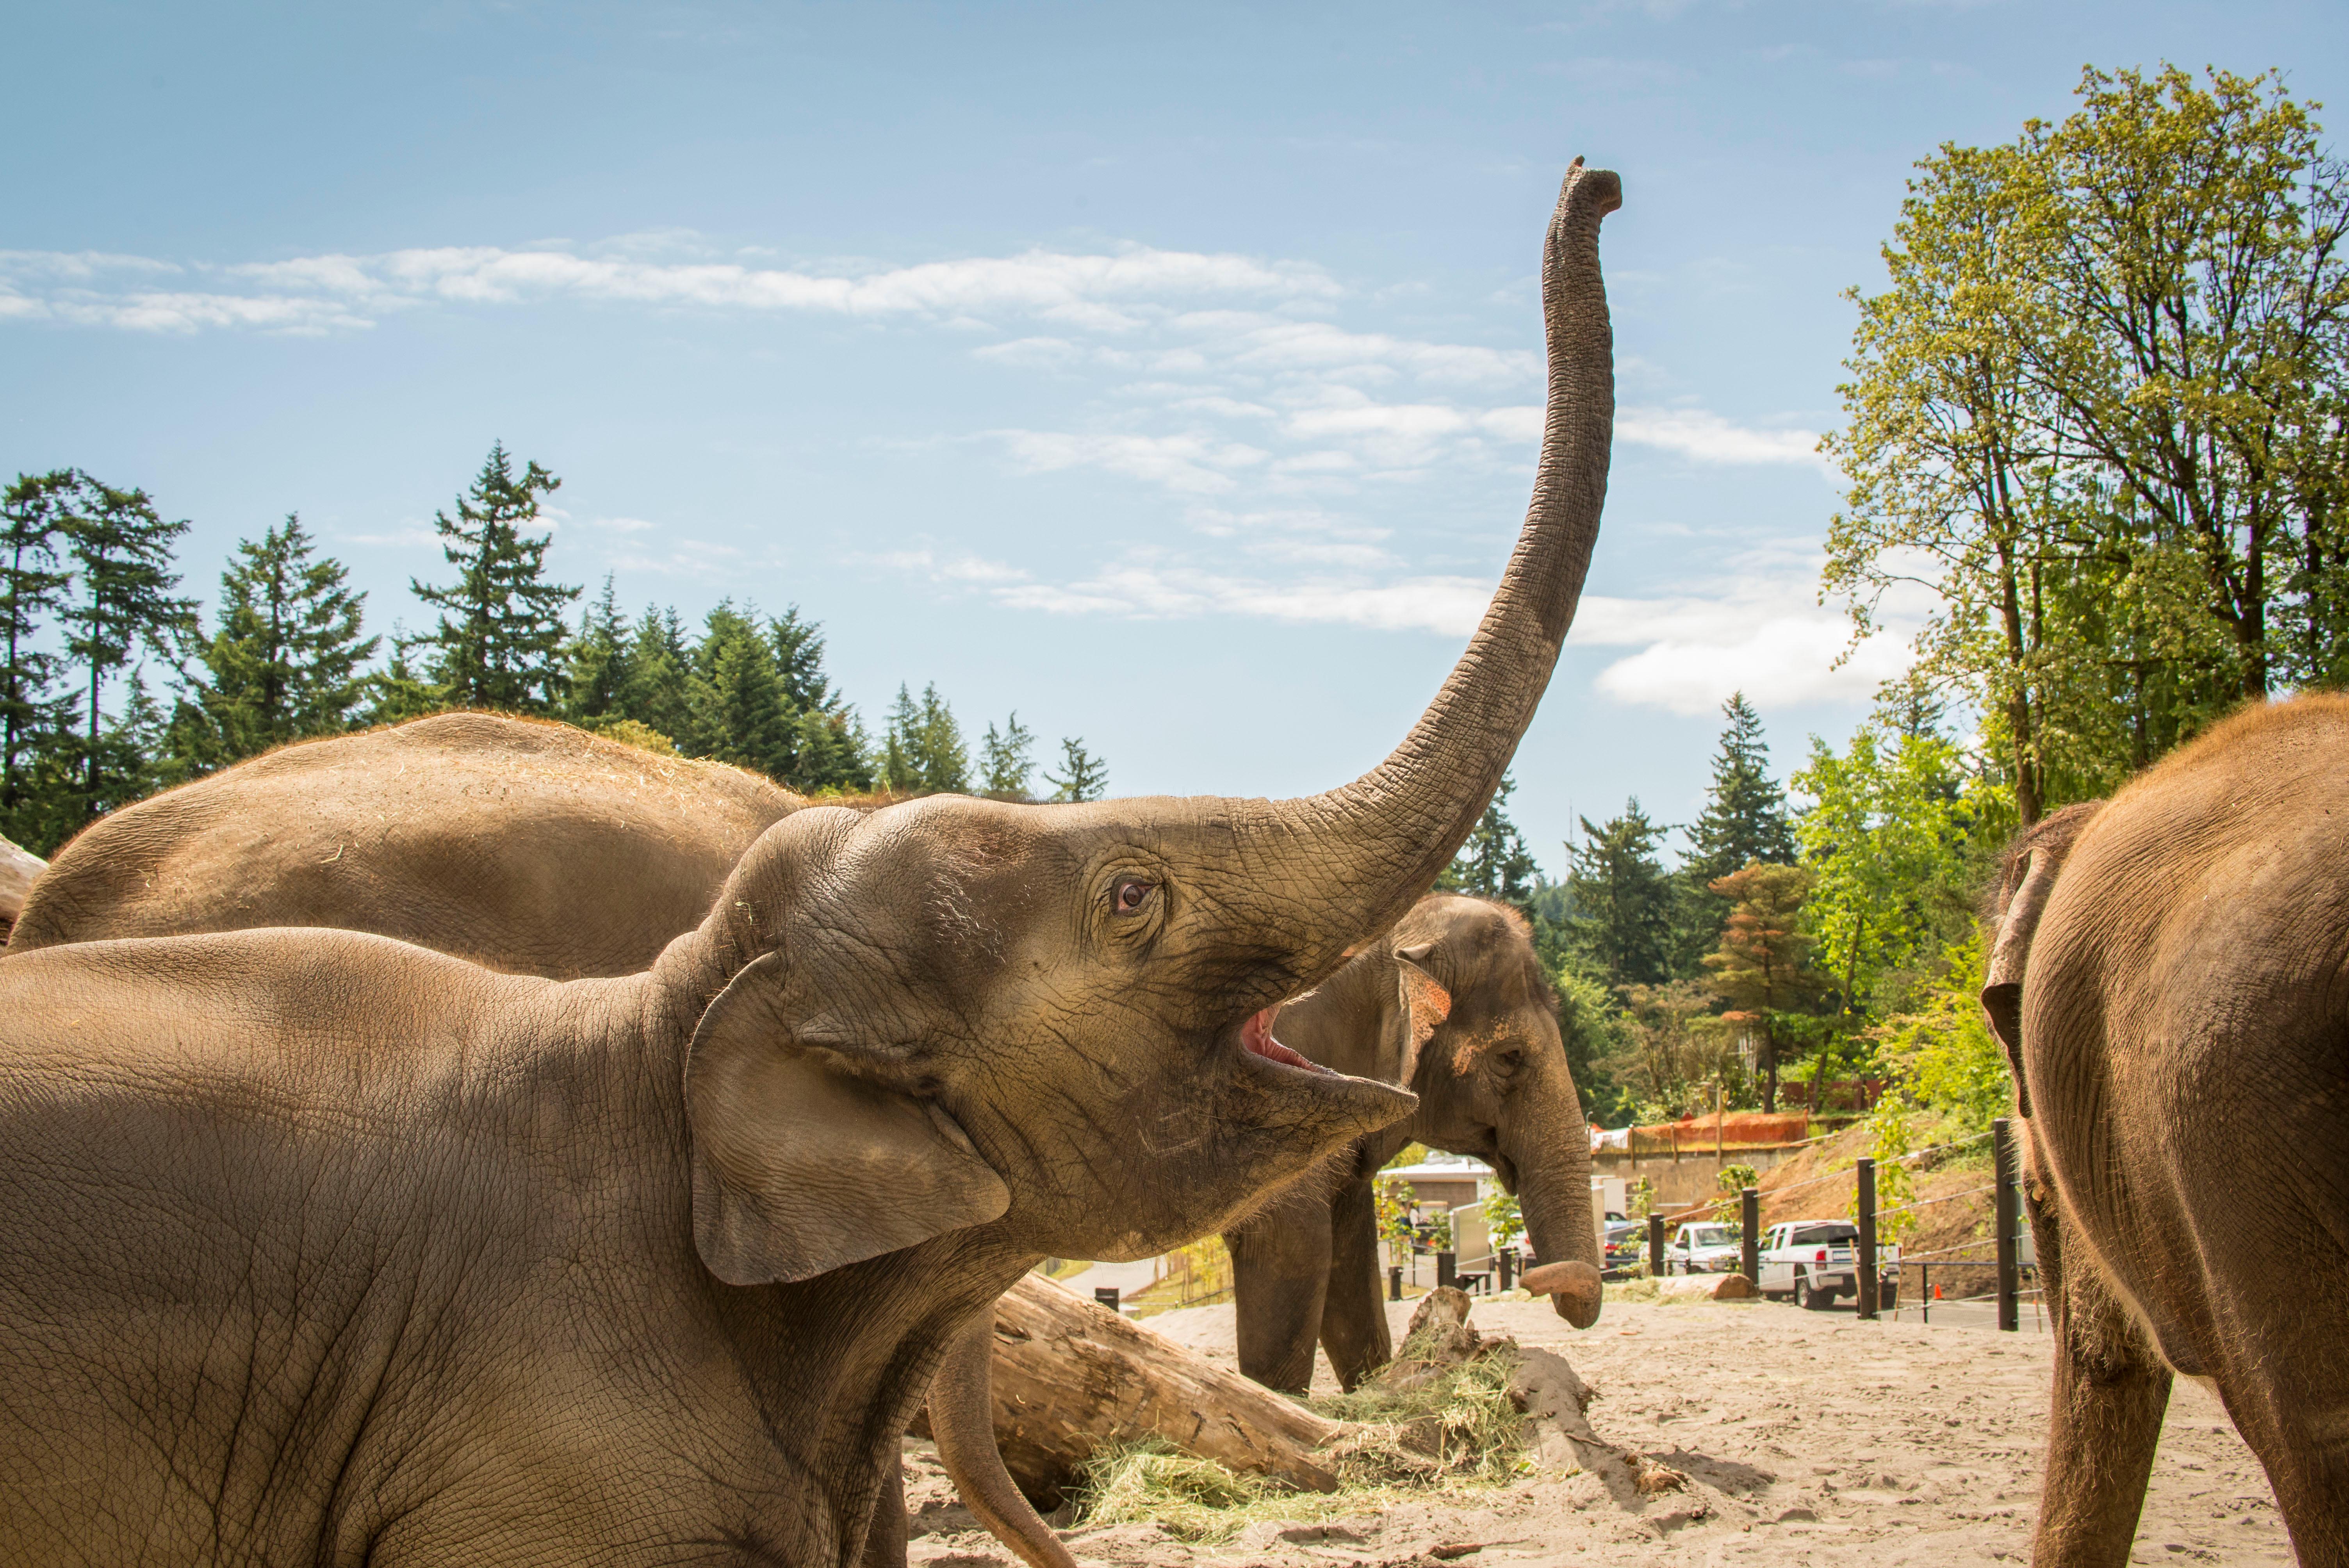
0, 161, 1621, 1566
1981, 695, 2349, 1567
1226, 894, 1601, 1396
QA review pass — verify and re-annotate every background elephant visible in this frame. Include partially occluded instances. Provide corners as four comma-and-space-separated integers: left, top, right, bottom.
0, 157, 1620, 1568
1226, 893, 1596, 1394
1981, 695, 2349, 1566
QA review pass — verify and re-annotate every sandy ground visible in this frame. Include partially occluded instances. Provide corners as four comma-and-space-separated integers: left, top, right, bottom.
904, 1292, 2290, 1568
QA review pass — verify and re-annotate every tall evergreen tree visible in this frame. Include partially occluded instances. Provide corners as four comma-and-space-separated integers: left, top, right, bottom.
408, 444, 577, 712
620, 605, 694, 745
1045, 736, 1108, 802
1686, 693, 1796, 880
1565, 798, 1675, 990
980, 712, 1036, 800
188, 515, 376, 763
912, 683, 968, 793
59, 477, 196, 818
565, 576, 633, 726
881, 684, 921, 793
0, 471, 76, 833
766, 607, 871, 793
692, 602, 794, 778
1438, 772, 1540, 916
1702, 862, 1832, 1111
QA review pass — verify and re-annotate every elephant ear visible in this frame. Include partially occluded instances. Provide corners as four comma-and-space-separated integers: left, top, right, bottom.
1980, 846, 2062, 1119
684, 952, 1011, 1286
1385, 955, 1453, 1088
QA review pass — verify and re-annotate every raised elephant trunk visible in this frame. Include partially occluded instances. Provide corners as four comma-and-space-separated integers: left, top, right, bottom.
1235, 161, 1620, 983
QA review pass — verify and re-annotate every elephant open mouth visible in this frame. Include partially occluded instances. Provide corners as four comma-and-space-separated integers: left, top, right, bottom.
1240, 1006, 1328, 1074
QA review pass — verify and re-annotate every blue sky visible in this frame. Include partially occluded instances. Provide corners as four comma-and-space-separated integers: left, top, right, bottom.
4, 2, 2341, 871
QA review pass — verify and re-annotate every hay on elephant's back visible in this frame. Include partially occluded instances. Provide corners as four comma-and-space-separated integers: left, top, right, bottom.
1072, 1327, 1534, 1542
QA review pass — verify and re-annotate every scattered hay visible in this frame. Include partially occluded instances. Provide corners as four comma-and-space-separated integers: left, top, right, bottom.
1071, 1325, 1534, 1542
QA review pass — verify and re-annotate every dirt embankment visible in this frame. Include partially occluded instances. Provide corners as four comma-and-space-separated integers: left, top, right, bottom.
1726, 1125, 2005, 1304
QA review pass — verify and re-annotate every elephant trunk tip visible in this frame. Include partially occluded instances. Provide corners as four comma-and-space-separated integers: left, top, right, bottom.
1521, 1259, 1604, 1329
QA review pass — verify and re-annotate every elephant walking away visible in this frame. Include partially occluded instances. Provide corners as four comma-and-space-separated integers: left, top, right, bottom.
1980, 695, 2349, 1566
1226, 894, 1601, 1395
0, 160, 1622, 1567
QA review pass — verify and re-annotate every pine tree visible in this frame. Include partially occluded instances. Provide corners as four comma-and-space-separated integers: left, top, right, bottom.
1702, 862, 1831, 1111
767, 607, 871, 793
1565, 798, 1674, 990
0, 471, 76, 834
1437, 772, 1540, 916
59, 477, 196, 819
1045, 736, 1108, 802
620, 606, 694, 745
880, 685, 918, 793
980, 712, 1037, 800
913, 683, 969, 793
692, 602, 794, 778
189, 515, 377, 764
1686, 693, 1796, 881
565, 576, 633, 726
408, 443, 578, 712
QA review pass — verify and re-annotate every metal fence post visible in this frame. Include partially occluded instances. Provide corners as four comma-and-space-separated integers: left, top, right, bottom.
1856, 1156, 1879, 1320
1647, 1213, 1667, 1277
1993, 1115, 2019, 1332
1498, 1250, 1515, 1291
1436, 1251, 1456, 1291
1388, 1265, 1402, 1302
1740, 1186, 1759, 1282
1094, 1286, 1121, 1313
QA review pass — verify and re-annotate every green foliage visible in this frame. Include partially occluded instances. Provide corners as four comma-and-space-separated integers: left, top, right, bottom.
1844, 1094, 1923, 1244
1712, 1163, 1760, 1228
979, 711, 1036, 799
1563, 797, 1674, 989
407, 443, 578, 713
1876, 930, 2013, 1131
1794, 721, 2004, 1018
0, 471, 77, 840
1702, 862, 1833, 1111
882, 682, 970, 794
1438, 772, 1540, 916
1599, 978, 1722, 1122
180, 515, 377, 769
1045, 734, 1108, 802
1687, 694, 1797, 881
1825, 64, 2349, 818
1484, 1188, 1524, 1250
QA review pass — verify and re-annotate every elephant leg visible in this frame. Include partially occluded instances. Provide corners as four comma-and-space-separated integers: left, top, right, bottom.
859, 1450, 909, 1568
1226, 1186, 1335, 1396
2028, 1181, 2172, 1568
1317, 1175, 1393, 1391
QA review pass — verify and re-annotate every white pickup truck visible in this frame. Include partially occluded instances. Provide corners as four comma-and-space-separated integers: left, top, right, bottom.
1757, 1219, 1900, 1310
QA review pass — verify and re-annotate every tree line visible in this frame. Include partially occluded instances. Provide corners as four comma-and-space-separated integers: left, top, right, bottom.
0, 443, 1107, 857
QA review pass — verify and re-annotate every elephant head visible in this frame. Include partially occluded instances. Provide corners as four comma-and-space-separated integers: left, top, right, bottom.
1978, 801, 2105, 1117
677, 160, 1622, 1283
1392, 896, 1600, 1325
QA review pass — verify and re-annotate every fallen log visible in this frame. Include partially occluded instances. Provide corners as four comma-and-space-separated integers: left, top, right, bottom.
915, 1273, 1342, 1510
0, 833, 45, 942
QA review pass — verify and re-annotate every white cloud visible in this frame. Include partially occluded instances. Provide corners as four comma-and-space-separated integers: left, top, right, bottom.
995, 563, 1494, 634
1617, 406, 1828, 469
990, 430, 1271, 495
1569, 568, 1916, 714
0, 241, 1338, 335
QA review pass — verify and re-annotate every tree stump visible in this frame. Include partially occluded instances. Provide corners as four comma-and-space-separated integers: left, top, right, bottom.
915, 1274, 1343, 1509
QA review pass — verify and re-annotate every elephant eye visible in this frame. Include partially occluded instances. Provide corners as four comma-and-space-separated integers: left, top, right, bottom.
1111, 877, 1157, 916
1495, 1048, 1526, 1074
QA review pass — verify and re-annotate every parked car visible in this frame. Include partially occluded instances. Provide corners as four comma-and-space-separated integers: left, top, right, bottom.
1757, 1219, 1901, 1309
1602, 1221, 1644, 1275
1666, 1221, 1743, 1274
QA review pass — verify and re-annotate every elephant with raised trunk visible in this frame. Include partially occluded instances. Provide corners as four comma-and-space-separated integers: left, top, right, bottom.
1227, 893, 1597, 1395
0, 161, 1622, 1566
1980, 695, 2349, 1566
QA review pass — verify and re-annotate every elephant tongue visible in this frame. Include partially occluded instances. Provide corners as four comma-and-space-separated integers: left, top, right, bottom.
1242, 1007, 1328, 1073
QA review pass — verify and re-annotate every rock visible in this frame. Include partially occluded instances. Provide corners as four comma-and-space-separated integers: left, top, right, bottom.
1712, 1272, 1759, 1301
